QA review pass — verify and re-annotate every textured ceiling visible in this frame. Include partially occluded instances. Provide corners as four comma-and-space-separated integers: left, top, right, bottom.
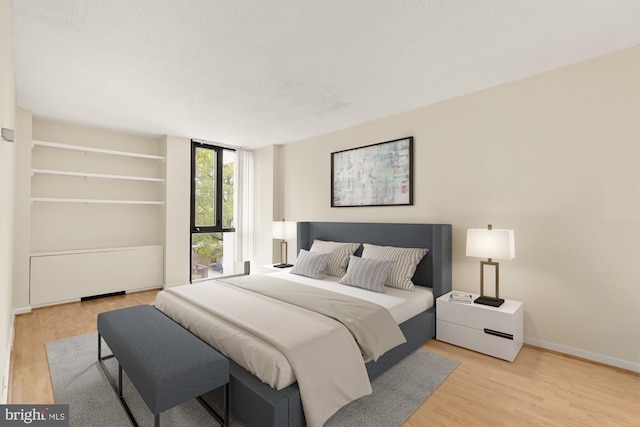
10, 1, 640, 148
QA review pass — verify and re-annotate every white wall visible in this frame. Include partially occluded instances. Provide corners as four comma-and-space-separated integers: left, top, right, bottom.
0, 0, 16, 402
270, 46, 640, 371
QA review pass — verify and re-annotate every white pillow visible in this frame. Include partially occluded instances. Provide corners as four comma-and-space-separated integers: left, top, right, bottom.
339, 256, 394, 293
290, 249, 333, 280
310, 240, 360, 277
361, 243, 428, 291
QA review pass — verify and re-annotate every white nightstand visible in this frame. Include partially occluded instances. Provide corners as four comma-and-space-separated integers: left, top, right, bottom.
436, 291, 523, 361
260, 264, 293, 274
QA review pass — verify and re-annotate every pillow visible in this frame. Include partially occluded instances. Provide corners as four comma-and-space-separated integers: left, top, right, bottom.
338, 256, 394, 293
290, 249, 333, 280
361, 244, 429, 291
310, 240, 360, 277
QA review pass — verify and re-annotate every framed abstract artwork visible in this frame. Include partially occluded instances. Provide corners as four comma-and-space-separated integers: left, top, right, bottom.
331, 137, 413, 207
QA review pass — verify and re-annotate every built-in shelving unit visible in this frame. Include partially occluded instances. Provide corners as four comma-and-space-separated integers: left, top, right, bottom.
29, 135, 166, 305
30, 139, 166, 205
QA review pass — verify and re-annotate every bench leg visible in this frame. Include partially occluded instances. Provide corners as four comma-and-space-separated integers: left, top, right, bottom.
98, 346, 141, 427
116, 363, 142, 427
224, 383, 229, 427
118, 364, 123, 399
97, 335, 117, 393
196, 382, 229, 427
98, 333, 115, 363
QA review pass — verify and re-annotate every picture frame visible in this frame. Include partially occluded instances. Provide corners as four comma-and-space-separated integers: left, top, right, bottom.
331, 137, 413, 207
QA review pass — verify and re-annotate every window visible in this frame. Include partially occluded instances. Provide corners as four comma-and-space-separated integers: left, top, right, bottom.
191, 141, 236, 281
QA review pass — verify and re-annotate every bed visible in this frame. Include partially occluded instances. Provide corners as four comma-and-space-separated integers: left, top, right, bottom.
155, 222, 452, 427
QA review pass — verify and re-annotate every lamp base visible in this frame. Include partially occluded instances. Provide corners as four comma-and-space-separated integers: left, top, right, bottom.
474, 296, 505, 307
273, 263, 293, 268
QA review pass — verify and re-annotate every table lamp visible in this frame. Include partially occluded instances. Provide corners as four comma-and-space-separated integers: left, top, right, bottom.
272, 220, 296, 268
466, 224, 515, 307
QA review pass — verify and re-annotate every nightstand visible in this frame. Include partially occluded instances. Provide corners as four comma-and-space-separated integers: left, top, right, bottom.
436, 291, 523, 361
260, 264, 293, 274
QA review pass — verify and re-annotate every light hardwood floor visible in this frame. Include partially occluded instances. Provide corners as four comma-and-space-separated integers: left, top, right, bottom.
9, 290, 640, 426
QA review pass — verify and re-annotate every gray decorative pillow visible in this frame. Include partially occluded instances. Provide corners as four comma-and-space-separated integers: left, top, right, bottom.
310, 240, 360, 277
339, 256, 394, 293
290, 249, 333, 280
361, 243, 429, 291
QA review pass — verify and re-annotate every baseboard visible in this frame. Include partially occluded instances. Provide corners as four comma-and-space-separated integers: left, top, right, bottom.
126, 286, 164, 293
23, 287, 161, 310
5, 308, 32, 402
2, 311, 15, 403
525, 336, 640, 373
12, 306, 31, 316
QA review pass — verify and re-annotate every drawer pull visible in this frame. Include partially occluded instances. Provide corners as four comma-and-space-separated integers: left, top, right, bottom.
484, 328, 513, 340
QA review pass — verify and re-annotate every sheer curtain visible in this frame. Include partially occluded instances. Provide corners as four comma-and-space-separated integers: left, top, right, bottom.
234, 149, 253, 270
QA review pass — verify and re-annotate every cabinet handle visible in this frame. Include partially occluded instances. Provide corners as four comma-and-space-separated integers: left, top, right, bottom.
484, 328, 513, 340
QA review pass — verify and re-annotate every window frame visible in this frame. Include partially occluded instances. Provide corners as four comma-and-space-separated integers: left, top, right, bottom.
190, 140, 236, 234
190, 140, 236, 283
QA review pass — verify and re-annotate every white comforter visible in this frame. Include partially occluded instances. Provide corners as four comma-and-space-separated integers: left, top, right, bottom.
156, 281, 374, 427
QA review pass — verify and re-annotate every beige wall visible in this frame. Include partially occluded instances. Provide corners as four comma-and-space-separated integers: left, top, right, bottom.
252, 145, 277, 268
12, 108, 31, 310
272, 46, 640, 371
164, 135, 191, 286
0, 0, 16, 402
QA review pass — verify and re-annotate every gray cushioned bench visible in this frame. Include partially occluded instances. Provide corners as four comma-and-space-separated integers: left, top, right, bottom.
97, 304, 229, 427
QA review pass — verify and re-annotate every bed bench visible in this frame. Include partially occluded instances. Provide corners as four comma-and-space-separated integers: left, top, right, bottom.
97, 304, 229, 427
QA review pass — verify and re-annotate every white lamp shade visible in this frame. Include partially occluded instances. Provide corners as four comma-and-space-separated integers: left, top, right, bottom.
272, 221, 297, 240
466, 228, 515, 260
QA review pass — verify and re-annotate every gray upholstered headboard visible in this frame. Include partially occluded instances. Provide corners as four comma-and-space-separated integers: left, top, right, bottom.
297, 222, 452, 298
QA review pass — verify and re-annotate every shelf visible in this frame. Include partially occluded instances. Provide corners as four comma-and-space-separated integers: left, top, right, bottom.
31, 168, 165, 183
31, 197, 165, 206
32, 140, 165, 161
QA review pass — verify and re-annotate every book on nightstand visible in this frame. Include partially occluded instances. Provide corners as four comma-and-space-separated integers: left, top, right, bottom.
449, 291, 473, 304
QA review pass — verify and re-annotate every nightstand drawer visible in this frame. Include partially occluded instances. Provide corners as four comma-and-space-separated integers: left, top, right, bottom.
437, 319, 523, 361
438, 302, 515, 335
437, 299, 523, 338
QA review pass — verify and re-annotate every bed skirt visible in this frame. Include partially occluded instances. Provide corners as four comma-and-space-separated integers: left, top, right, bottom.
202, 307, 434, 427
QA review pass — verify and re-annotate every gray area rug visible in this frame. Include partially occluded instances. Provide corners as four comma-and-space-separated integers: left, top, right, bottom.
47, 332, 459, 427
